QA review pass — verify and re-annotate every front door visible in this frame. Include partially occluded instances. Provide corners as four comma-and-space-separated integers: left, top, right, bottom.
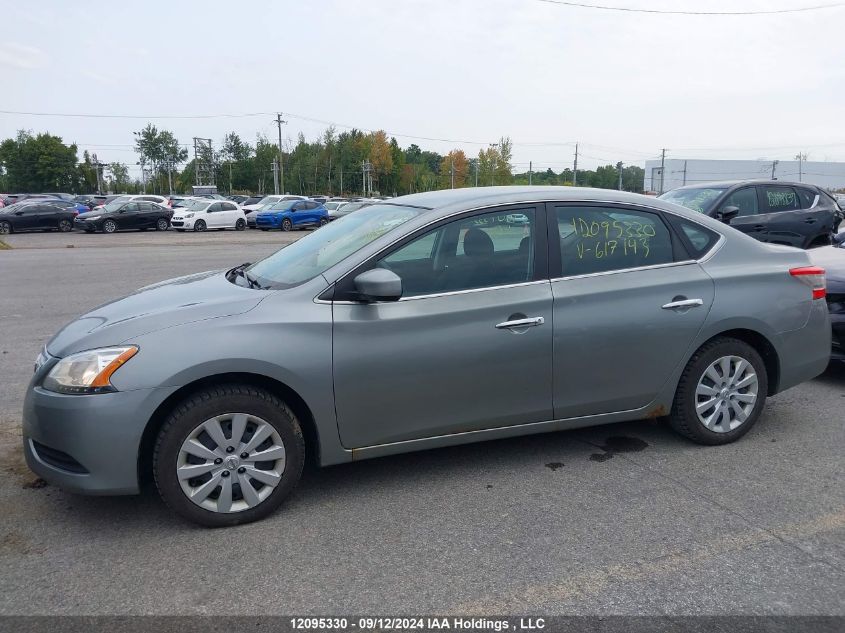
717, 186, 767, 242
549, 203, 715, 418
117, 202, 141, 230
332, 205, 553, 448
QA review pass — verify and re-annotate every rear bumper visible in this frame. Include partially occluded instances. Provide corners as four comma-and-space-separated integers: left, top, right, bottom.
776, 299, 832, 391
22, 384, 178, 495
831, 314, 845, 361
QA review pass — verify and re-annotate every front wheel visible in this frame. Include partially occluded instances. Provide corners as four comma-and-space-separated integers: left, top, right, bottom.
281, 218, 292, 232
102, 219, 117, 234
153, 384, 305, 527
156, 218, 169, 231
58, 219, 73, 232
669, 337, 768, 445
318, 218, 328, 227
194, 220, 207, 232
235, 219, 246, 231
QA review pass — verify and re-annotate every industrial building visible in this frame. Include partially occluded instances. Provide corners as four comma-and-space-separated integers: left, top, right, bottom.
644, 158, 845, 194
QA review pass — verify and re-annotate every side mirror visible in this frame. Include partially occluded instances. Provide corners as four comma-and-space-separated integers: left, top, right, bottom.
717, 206, 740, 223
353, 268, 402, 302
833, 232, 845, 246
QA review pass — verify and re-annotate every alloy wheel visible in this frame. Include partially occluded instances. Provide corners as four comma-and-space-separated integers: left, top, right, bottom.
694, 355, 758, 433
58, 219, 72, 232
0, 221, 10, 235
281, 219, 292, 232
157, 218, 169, 231
103, 220, 116, 233
194, 220, 206, 232
176, 413, 286, 514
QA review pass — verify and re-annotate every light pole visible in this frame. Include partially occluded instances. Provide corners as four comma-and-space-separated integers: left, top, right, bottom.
488, 143, 498, 186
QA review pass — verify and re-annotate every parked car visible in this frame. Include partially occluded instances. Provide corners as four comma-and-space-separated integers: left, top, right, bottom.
328, 200, 373, 220
171, 199, 247, 232
255, 199, 329, 231
808, 233, 845, 361
227, 195, 249, 205
242, 194, 305, 217
73, 194, 108, 210
323, 200, 348, 219
659, 180, 842, 249
0, 200, 78, 234
23, 187, 832, 526
2, 193, 58, 206
43, 193, 76, 201
92, 194, 171, 210
74, 200, 173, 233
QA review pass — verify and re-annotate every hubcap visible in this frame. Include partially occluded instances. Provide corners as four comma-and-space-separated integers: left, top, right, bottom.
176, 413, 286, 513
0, 223, 10, 234
695, 355, 758, 433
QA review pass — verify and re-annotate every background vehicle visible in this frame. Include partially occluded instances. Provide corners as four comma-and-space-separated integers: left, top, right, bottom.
243, 195, 306, 227
808, 233, 845, 361
73, 194, 108, 210
660, 180, 842, 249
324, 200, 348, 219
227, 195, 249, 204
92, 194, 171, 210
74, 200, 173, 233
170, 199, 246, 232
0, 200, 78, 234
255, 199, 328, 231
328, 200, 373, 220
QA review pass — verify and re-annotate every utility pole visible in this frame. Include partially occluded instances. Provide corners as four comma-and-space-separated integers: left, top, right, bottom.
474, 159, 479, 187
166, 160, 173, 195
139, 157, 146, 194
529, 160, 533, 186
92, 153, 103, 193
450, 157, 455, 188
616, 161, 623, 191
275, 113, 286, 194
771, 159, 779, 180
794, 153, 807, 182
659, 148, 667, 194
573, 143, 579, 186
272, 159, 279, 195
682, 160, 687, 185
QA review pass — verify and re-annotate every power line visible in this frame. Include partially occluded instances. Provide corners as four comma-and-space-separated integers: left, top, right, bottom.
0, 109, 272, 120
533, 0, 845, 15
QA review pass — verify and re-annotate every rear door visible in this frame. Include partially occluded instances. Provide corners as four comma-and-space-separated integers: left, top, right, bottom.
549, 203, 715, 419
795, 186, 836, 243
754, 185, 806, 247
220, 201, 239, 227
135, 202, 156, 228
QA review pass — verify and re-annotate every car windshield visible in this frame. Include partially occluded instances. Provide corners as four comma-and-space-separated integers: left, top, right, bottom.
256, 196, 281, 206
172, 199, 192, 208
267, 200, 297, 211
324, 202, 341, 210
184, 200, 211, 212
247, 204, 425, 288
337, 202, 368, 215
659, 187, 727, 213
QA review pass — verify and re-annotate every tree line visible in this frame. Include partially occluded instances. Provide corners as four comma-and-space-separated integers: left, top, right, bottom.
0, 125, 645, 196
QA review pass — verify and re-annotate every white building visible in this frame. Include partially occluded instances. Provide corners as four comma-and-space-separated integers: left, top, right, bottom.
644, 159, 845, 194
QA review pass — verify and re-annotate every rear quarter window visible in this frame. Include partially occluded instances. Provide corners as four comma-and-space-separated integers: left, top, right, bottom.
666, 215, 721, 259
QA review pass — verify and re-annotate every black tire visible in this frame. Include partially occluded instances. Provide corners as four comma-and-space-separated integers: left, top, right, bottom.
156, 218, 170, 231
0, 220, 13, 235
153, 384, 305, 527
102, 219, 117, 234
235, 219, 246, 231
58, 218, 73, 232
318, 218, 328, 227
194, 220, 207, 232
281, 218, 292, 232
669, 337, 768, 445
259, 228, 269, 231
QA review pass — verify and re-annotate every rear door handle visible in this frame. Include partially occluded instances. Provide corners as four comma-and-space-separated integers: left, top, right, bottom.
495, 317, 545, 329
662, 299, 704, 310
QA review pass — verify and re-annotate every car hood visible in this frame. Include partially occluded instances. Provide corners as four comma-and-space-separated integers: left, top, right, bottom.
46, 270, 269, 357
76, 211, 105, 219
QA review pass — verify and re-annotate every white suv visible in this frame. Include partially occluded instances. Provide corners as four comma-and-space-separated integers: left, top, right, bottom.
171, 199, 247, 232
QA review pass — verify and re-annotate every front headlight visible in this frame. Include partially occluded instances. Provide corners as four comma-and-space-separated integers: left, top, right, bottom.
184, 213, 194, 219
42, 346, 138, 395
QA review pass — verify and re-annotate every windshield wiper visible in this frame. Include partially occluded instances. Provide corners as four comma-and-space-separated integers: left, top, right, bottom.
229, 262, 265, 290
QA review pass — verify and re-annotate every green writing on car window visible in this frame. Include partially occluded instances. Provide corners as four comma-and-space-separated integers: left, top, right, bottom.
569, 217, 654, 260
766, 191, 796, 207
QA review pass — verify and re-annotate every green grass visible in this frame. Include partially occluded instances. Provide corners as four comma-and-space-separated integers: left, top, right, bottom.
0, 239, 10, 250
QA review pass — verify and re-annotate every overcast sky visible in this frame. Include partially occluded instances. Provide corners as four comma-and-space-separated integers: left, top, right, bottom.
1, 0, 844, 177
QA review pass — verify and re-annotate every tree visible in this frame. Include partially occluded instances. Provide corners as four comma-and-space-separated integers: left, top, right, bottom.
0, 130, 80, 192
106, 162, 131, 192
439, 149, 469, 188
133, 124, 188, 194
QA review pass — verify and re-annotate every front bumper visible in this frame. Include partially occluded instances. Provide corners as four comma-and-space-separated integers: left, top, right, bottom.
171, 218, 195, 229
74, 218, 99, 231
255, 216, 281, 228
22, 383, 179, 495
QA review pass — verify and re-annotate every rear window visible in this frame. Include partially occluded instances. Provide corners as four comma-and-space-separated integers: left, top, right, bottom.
797, 188, 818, 209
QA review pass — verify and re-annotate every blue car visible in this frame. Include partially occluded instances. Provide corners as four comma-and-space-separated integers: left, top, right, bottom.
255, 199, 329, 231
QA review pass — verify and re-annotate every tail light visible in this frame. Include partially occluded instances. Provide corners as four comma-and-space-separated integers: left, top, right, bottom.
790, 266, 826, 300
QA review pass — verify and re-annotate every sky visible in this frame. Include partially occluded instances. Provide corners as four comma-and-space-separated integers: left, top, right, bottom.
1, 0, 844, 179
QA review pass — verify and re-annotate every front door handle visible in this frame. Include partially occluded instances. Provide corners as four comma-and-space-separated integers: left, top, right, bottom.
495, 317, 545, 329
662, 298, 704, 310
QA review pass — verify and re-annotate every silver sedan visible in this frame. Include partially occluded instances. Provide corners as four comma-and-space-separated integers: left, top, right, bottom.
23, 187, 831, 526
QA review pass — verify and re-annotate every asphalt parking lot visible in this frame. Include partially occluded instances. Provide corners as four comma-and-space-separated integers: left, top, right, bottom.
0, 230, 843, 616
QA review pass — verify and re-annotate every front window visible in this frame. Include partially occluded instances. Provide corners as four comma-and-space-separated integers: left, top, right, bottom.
246, 204, 424, 288
659, 187, 727, 213
102, 197, 132, 212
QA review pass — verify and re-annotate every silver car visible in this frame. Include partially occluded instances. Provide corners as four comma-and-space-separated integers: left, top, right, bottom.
23, 187, 831, 526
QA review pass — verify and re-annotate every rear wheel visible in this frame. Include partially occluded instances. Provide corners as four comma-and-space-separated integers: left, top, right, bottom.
318, 218, 328, 227
281, 218, 292, 232
58, 218, 73, 232
156, 218, 169, 231
235, 219, 246, 231
153, 384, 305, 527
102, 219, 117, 234
194, 220, 207, 232
0, 220, 13, 234
669, 337, 768, 445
